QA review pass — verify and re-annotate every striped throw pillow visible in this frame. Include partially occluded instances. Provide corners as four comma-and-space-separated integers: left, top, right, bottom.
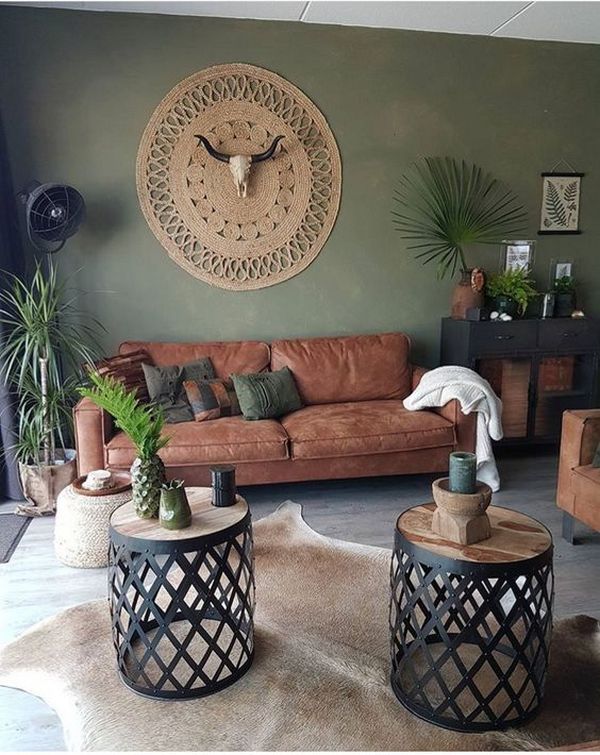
183, 379, 241, 422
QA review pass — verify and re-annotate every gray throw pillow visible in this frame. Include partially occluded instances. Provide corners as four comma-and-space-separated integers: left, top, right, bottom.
142, 358, 215, 423
593, 442, 600, 468
232, 367, 302, 421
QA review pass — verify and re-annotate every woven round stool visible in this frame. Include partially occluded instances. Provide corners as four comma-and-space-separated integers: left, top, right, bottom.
55, 481, 132, 568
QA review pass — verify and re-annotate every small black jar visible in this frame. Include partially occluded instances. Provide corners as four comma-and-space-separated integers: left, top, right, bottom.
210, 465, 237, 507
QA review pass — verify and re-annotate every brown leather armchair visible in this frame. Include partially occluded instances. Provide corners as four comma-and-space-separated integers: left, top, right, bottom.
557, 409, 600, 542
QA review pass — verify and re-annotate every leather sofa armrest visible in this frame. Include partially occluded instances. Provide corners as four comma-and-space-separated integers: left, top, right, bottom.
410, 364, 476, 453
557, 409, 600, 513
73, 397, 114, 475
411, 364, 428, 391
436, 399, 477, 453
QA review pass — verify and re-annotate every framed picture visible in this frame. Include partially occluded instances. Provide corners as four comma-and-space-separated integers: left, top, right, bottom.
539, 172, 583, 235
502, 240, 535, 272
553, 261, 572, 281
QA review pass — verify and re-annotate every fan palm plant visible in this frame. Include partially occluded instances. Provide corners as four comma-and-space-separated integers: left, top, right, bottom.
392, 157, 527, 279
0, 258, 104, 470
78, 372, 169, 518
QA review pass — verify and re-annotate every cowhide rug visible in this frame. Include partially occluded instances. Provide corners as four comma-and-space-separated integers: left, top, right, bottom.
1, 503, 599, 751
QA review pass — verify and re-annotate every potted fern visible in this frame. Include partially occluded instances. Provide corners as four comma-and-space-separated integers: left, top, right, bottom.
0, 259, 103, 514
392, 157, 527, 318
485, 268, 539, 317
78, 372, 169, 518
552, 275, 576, 317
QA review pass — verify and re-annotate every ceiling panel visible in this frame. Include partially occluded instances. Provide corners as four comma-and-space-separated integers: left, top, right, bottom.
492, 1, 600, 43
3, 1, 600, 45
8, 1, 306, 20
302, 1, 530, 35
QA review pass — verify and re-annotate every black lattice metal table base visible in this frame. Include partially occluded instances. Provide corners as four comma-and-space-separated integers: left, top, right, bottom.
108, 489, 254, 699
389, 504, 554, 732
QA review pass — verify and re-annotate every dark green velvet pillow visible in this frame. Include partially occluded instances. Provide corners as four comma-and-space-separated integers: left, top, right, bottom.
142, 358, 215, 423
232, 367, 302, 421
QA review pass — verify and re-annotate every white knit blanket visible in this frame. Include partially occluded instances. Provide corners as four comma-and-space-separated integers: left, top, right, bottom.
403, 366, 504, 491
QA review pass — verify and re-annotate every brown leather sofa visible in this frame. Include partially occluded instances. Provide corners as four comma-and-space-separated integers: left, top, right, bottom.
557, 409, 600, 542
74, 332, 476, 486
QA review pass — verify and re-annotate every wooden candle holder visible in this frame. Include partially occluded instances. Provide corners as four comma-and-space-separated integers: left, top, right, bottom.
431, 478, 492, 545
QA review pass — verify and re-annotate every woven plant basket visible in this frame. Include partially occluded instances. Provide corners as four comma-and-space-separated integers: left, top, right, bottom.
54, 485, 132, 569
17, 449, 77, 517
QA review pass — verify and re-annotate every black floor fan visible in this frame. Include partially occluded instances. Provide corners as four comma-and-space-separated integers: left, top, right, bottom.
17, 180, 87, 465
20, 181, 86, 255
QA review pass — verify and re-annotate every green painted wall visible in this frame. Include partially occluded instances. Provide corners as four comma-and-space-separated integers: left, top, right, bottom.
1, 7, 599, 365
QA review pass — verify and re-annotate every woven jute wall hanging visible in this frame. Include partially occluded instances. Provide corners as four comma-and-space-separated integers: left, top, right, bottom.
136, 64, 342, 290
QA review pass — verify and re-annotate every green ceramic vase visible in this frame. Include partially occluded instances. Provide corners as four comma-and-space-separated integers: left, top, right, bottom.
159, 485, 192, 530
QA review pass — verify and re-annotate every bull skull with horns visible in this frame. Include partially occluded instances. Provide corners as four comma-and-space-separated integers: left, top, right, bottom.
195, 134, 285, 198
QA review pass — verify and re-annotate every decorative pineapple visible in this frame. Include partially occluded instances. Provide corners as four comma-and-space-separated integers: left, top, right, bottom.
78, 373, 169, 518
130, 455, 165, 518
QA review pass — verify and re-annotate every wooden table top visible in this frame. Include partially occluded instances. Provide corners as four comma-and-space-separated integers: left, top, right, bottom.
110, 487, 248, 542
397, 504, 552, 564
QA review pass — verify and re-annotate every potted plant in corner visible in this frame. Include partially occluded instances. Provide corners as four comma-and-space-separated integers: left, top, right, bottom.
392, 157, 527, 318
0, 259, 104, 515
485, 267, 539, 318
78, 372, 169, 518
553, 275, 576, 317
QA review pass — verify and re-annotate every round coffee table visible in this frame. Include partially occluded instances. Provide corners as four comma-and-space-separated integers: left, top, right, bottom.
108, 487, 254, 699
390, 503, 553, 732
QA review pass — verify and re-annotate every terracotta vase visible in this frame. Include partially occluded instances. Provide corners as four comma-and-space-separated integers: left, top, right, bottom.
451, 269, 484, 320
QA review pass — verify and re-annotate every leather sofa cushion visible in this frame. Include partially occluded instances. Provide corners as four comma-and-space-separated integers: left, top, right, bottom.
271, 332, 412, 405
281, 401, 454, 460
106, 417, 288, 467
120, 340, 270, 380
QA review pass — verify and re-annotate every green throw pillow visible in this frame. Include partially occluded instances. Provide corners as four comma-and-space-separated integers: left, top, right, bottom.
232, 367, 302, 421
142, 358, 215, 423
593, 442, 600, 468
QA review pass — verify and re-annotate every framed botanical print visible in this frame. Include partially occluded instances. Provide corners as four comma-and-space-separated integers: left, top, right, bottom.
554, 261, 572, 280
502, 240, 535, 272
539, 172, 583, 235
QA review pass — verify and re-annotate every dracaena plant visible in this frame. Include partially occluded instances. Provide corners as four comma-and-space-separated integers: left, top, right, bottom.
392, 157, 527, 279
0, 259, 104, 466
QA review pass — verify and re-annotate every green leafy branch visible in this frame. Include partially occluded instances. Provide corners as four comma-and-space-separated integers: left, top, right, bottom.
78, 372, 168, 461
392, 157, 527, 279
486, 268, 538, 315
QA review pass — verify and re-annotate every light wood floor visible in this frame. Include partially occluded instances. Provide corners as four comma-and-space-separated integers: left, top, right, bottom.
1, 449, 599, 751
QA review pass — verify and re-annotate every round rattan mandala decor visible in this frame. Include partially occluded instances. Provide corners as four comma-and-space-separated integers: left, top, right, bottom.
136, 64, 342, 290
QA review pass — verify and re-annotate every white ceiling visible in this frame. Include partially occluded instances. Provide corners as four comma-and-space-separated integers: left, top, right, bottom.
4, 1, 600, 45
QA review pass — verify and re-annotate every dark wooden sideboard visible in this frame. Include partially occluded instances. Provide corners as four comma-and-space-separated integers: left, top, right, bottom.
440, 317, 600, 444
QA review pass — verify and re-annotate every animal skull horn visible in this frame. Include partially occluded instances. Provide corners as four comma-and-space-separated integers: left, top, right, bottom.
195, 135, 284, 198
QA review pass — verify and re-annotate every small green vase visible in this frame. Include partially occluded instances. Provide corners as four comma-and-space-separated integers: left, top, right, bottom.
159, 486, 192, 530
